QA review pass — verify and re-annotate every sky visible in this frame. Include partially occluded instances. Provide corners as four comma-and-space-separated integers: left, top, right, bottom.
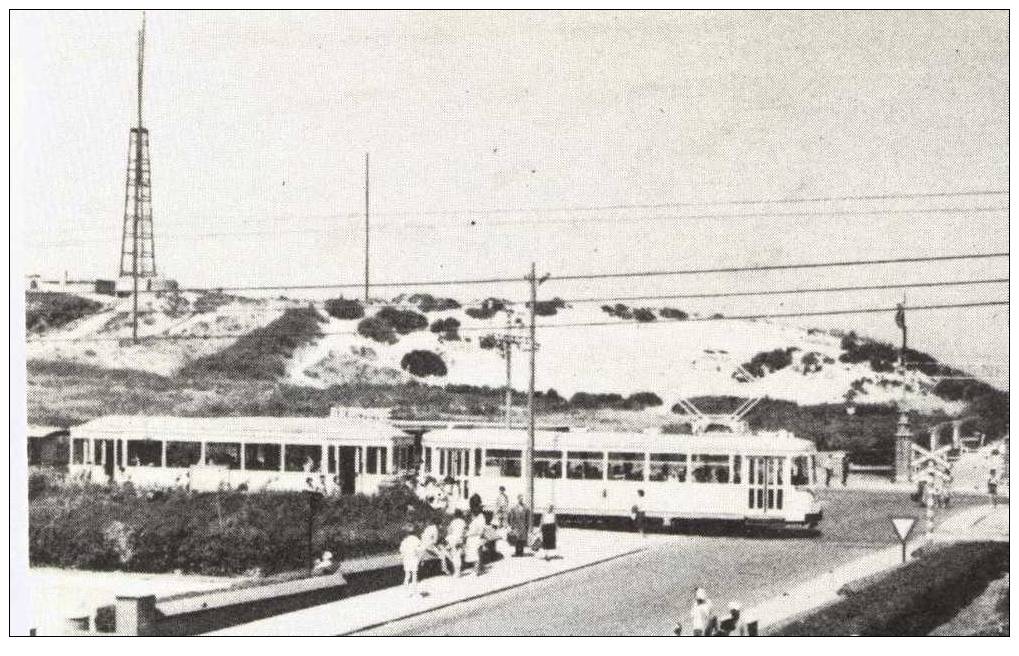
10, 10, 1009, 386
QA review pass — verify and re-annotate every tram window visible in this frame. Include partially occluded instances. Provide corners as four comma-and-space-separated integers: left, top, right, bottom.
285, 444, 323, 472
608, 452, 645, 481
732, 455, 742, 484
127, 440, 163, 467
206, 442, 241, 469
566, 451, 604, 480
649, 453, 687, 482
424, 447, 432, 473
166, 441, 201, 468
365, 446, 388, 474
485, 449, 522, 478
791, 456, 810, 486
535, 450, 562, 479
72, 439, 88, 465
691, 455, 730, 483
245, 443, 281, 471
475, 449, 483, 476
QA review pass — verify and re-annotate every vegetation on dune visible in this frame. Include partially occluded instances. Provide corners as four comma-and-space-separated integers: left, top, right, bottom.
323, 297, 365, 320
774, 541, 1009, 636
429, 317, 461, 340
26, 292, 102, 332
464, 298, 507, 320
660, 307, 689, 320
179, 308, 325, 380
403, 293, 460, 313
527, 297, 568, 317
29, 478, 444, 575
400, 350, 448, 378
738, 347, 799, 378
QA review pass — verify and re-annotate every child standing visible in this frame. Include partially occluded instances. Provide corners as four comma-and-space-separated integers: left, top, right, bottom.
399, 526, 422, 597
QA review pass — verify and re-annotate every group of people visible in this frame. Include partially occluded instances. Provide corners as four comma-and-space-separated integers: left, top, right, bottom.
678, 587, 749, 637
398, 487, 560, 597
822, 455, 851, 488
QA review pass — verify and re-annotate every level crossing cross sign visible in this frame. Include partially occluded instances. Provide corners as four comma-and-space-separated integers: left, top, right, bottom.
890, 516, 917, 562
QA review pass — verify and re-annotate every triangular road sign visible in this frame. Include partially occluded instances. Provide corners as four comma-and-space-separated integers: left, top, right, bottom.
891, 516, 917, 542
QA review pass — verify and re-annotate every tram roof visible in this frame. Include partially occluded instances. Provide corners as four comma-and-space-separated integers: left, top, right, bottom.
71, 415, 412, 443
422, 427, 817, 454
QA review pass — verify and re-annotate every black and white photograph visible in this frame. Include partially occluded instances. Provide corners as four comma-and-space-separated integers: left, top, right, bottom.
8, 7, 1010, 637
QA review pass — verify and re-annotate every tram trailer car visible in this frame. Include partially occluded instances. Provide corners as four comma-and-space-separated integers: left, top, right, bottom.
421, 428, 823, 529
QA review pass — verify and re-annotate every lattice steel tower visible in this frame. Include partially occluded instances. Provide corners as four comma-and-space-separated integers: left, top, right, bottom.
119, 14, 156, 281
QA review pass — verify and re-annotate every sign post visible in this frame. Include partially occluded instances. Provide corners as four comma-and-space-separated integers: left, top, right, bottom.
890, 516, 917, 563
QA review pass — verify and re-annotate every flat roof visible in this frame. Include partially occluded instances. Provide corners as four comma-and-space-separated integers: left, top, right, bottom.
71, 415, 411, 443
422, 427, 817, 454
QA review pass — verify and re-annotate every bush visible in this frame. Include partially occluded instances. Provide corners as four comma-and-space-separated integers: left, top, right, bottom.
323, 298, 365, 320
529, 297, 567, 317
623, 391, 663, 410
775, 541, 1009, 636
601, 304, 633, 320
479, 334, 500, 350
739, 347, 798, 378
357, 316, 397, 344
375, 307, 428, 334
632, 308, 656, 323
406, 294, 460, 313
400, 350, 448, 377
660, 307, 689, 320
26, 292, 102, 332
465, 298, 507, 320
569, 391, 625, 409
180, 308, 324, 380
430, 317, 461, 340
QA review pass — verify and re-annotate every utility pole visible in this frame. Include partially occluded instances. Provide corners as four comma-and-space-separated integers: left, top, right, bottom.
364, 152, 370, 303
526, 263, 536, 535
500, 310, 520, 428
131, 13, 146, 344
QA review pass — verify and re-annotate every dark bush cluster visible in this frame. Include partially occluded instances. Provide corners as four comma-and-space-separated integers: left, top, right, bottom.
738, 347, 799, 378
26, 292, 102, 332
632, 308, 656, 322
406, 294, 461, 313
478, 334, 500, 350
430, 317, 461, 340
29, 484, 444, 576
601, 303, 633, 319
528, 297, 567, 317
375, 307, 428, 334
357, 316, 397, 344
465, 298, 507, 320
568, 391, 663, 410
180, 308, 324, 380
400, 350, 448, 378
323, 297, 365, 320
660, 307, 689, 320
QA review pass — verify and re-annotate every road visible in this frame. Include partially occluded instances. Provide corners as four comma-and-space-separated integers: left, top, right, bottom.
357, 489, 985, 635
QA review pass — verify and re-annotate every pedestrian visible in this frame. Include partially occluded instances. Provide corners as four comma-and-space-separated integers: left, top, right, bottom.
469, 491, 484, 517
824, 457, 834, 488
841, 455, 851, 487
941, 470, 953, 509
632, 489, 647, 538
495, 486, 510, 528
399, 526, 422, 597
689, 587, 715, 636
717, 602, 748, 636
464, 509, 488, 576
987, 469, 999, 507
540, 504, 558, 561
420, 521, 449, 575
311, 550, 335, 575
507, 494, 530, 557
443, 509, 466, 577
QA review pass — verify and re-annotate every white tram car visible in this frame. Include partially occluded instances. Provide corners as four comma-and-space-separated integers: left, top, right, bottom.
421, 428, 823, 528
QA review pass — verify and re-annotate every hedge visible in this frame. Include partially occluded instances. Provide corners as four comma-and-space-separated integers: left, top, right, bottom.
323, 298, 365, 320
29, 482, 445, 576
774, 541, 1009, 636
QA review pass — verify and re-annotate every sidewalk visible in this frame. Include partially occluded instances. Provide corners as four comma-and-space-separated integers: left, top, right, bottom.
751, 504, 1009, 632
207, 528, 650, 635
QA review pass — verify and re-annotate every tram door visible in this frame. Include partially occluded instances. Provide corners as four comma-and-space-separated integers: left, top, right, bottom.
439, 448, 474, 500
338, 447, 357, 495
747, 457, 784, 514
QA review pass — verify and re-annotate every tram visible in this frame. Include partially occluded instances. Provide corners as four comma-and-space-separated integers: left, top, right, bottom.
420, 427, 823, 528
68, 415, 415, 494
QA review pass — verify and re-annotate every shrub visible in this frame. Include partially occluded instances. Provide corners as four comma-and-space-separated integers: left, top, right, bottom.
465, 298, 507, 320
375, 307, 428, 334
180, 308, 324, 380
323, 298, 365, 320
479, 334, 500, 350
400, 350, 448, 377
601, 304, 633, 320
660, 307, 689, 320
406, 294, 460, 312
529, 297, 567, 317
623, 391, 663, 409
632, 308, 656, 323
26, 292, 102, 332
430, 317, 461, 340
569, 391, 625, 409
357, 316, 397, 344
739, 347, 798, 378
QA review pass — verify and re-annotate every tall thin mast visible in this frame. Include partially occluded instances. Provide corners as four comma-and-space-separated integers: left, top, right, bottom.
364, 153, 370, 303
131, 12, 146, 344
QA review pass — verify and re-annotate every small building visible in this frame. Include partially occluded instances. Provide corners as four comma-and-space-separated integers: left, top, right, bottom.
68, 415, 415, 494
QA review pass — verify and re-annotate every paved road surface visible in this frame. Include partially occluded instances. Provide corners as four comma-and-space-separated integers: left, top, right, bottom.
358, 490, 985, 635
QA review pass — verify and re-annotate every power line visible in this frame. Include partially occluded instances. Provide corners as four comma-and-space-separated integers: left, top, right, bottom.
549, 252, 1009, 283
551, 277, 1011, 305
27, 299, 1009, 344
27, 205, 1009, 247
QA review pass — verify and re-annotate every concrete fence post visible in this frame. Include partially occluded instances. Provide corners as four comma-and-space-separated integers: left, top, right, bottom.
115, 595, 157, 636
893, 413, 913, 484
